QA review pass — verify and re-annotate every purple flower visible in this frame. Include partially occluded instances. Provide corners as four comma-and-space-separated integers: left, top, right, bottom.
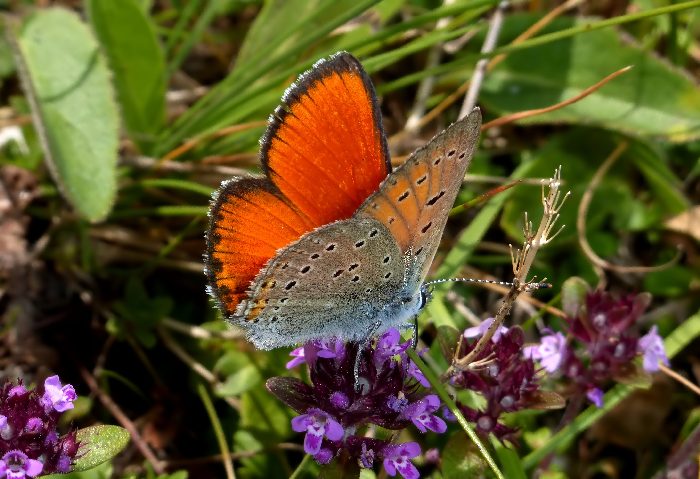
637, 326, 669, 372
450, 326, 551, 440
291, 408, 344, 455
0, 450, 43, 478
286, 347, 306, 369
41, 376, 76, 413
524, 332, 568, 373
313, 448, 334, 465
268, 329, 445, 472
463, 318, 508, 343
375, 329, 410, 364
383, 442, 421, 479
407, 360, 430, 387
586, 388, 604, 408
403, 395, 446, 433
0, 377, 81, 475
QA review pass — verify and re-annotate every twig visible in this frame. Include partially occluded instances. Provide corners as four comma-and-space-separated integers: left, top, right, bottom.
79, 367, 166, 474
459, 1, 507, 118
160, 121, 266, 163
453, 167, 569, 370
577, 142, 681, 287
162, 317, 245, 340
405, 0, 456, 133
399, 0, 580, 134
157, 326, 241, 410
482, 66, 633, 131
122, 155, 250, 177
659, 363, 700, 396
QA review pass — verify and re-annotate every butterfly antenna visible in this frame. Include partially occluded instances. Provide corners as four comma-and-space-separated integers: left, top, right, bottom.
425, 277, 551, 291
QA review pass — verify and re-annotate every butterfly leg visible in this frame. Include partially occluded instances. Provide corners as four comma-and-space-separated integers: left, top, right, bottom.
411, 314, 418, 348
353, 320, 383, 393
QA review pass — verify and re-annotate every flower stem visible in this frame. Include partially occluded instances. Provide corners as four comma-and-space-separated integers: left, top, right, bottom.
406, 348, 504, 479
197, 383, 236, 479
288, 454, 313, 479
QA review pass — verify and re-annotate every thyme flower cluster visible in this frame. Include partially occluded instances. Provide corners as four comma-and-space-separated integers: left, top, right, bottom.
267, 329, 446, 479
0, 376, 79, 478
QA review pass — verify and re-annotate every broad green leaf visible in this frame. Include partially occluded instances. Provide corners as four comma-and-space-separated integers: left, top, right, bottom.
42, 461, 112, 479
15, 8, 119, 221
441, 431, 486, 478
494, 445, 527, 479
481, 14, 700, 142
87, 0, 166, 153
213, 350, 263, 397
72, 425, 130, 472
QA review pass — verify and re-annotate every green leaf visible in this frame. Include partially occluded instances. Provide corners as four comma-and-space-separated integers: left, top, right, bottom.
42, 461, 112, 479
441, 431, 486, 478
87, 0, 166, 153
561, 277, 590, 317
494, 445, 527, 479
72, 425, 130, 472
213, 350, 263, 397
481, 14, 700, 142
14, 8, 119, 222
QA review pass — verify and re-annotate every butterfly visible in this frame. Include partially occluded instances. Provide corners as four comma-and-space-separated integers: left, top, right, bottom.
205, 51, 481, 350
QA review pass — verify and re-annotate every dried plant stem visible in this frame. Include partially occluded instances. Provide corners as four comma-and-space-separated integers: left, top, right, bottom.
80, 367, 166, 474
454, 167, 569, 370
405, 0, 456, 133
405, 0, 579, 132
482, 66, 632, 130
459, 1, 507, 118
160, 120, 266, 163
158, 326, 241, 410
577, 142, 680, 287
162, 317, 245, 340
659, 363, 700, 396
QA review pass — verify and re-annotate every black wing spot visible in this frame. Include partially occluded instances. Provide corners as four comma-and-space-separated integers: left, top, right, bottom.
280, 297, 289, 304
458, 152, 466, 159
427, 191, 445, 206
281, 263, 289, 270
417, 175, 427, 185
398, 190, 410, 202
383, 255, 391, 264
300, 265, 311, 274
285, 281, 297, 290
415, 246, 423, 256
351, 275, 360, 282
310, 253, 320, 260
421, 221, 433, 234
355, 240, 365, 248
271, 316, 278, 323
434, 158, 442, 166
447, 149, 456, 157
333, 270, 343, 278
273, 306, 280, 311
369, 229, 378, 237
326, 243, 336, 251
349, 263, 359, 271
384, 272, 392, 279
389, 178, 398, 186
365, 288, 372, 293
388, 217, 395, 224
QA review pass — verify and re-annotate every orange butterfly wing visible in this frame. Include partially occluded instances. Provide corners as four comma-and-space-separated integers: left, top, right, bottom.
206, 52, 391, 317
